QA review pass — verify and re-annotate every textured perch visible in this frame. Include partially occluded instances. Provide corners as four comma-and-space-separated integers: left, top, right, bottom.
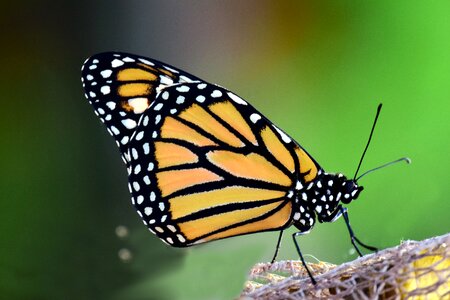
240, 233, 449, 299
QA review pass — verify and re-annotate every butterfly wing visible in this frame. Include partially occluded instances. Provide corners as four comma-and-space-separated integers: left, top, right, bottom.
81, 52, 321, 247
81, 52, 201, 157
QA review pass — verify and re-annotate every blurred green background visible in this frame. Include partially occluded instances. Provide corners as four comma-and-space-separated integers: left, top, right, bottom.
1, 1, 449, 299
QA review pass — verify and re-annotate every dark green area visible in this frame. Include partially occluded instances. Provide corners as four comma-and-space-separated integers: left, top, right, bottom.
1, 1, 449, 299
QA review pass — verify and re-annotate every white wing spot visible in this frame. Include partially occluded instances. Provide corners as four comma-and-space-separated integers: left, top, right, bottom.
250, 113, 261, 123
164, 66, 178, 73
111, 59, 124, 68
100, 86, 111, 95
133, 181, 140, 191
197, 83, 207, 89
138, 58, 154, 66
211, 90, 222, 98
137, 195, 144, 205
162, 91, 169, 100
122, 57, 135, 62
122, 119, 137, 129
128, 98, 148, 114
159, 202, 165, 211
180, 75, 193, 82
100, 70, 113, 78
154, 103, 163, 111
110, 126, 120, 135
131, 148, 138, 160
143, 116, 149, 126
196, 95, 205, 103
143, 143, 150, 154
106, 101, 116, 110
135, 131, 144, 141
144, 207, 153, 216
143, 176, 150, 185
177, 235, 186, 243
124, 152, 131, 162
121, 136, 129, 145
274, 126, 291, 143
176, 95, 185, 104
228, 92, 247, 105
160, 76, 173, 85
134, 164, 141, 175
176, 85, 190, 92
86, 74, 94, 81
150, 191, 156, 201
89, 91, 96, 98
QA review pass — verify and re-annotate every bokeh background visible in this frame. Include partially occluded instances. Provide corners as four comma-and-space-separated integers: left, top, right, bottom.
1, 1, 449, 299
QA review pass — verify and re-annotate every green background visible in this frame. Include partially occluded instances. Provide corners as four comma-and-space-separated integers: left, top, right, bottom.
1, 1, 449, 299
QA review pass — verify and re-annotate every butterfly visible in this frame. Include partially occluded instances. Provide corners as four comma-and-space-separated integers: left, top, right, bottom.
81, 52, 400, 283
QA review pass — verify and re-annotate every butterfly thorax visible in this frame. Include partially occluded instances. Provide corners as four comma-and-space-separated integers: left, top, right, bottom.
293, 172, 363, 232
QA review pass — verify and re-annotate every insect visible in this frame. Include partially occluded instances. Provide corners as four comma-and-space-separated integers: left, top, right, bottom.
81, 52, 409, 283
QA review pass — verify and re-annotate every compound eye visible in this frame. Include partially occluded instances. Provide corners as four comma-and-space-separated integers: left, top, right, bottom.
343, 181, 357, 194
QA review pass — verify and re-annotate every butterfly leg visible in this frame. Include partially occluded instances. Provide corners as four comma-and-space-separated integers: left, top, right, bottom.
340, 206, 378, 257
270, 230, 284, 263
292, 232, 317, 285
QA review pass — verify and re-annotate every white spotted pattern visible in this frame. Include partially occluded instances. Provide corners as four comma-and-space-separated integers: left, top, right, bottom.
100, 70, 112, 78
227, 92, 247, 105
122, 119, 137, 129
250, 113, 261, 123
100, 86, 110, 95
111, 59, 124, 68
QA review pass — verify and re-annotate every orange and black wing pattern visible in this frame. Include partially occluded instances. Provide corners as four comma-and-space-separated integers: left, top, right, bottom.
81, 52, 321, 247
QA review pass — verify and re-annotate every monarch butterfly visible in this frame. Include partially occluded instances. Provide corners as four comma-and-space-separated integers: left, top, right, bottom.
81, 52, 408, 283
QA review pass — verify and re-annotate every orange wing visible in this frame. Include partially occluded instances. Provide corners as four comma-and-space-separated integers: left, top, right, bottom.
126, 82, 319, 246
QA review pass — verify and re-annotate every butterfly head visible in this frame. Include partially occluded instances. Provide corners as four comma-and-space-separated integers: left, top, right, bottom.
340, 176, 364, 204
300, 172, 363, 224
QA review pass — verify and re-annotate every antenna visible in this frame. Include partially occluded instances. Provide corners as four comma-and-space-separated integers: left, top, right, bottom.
353, 104, 383, 180
356, 157, 411, 181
